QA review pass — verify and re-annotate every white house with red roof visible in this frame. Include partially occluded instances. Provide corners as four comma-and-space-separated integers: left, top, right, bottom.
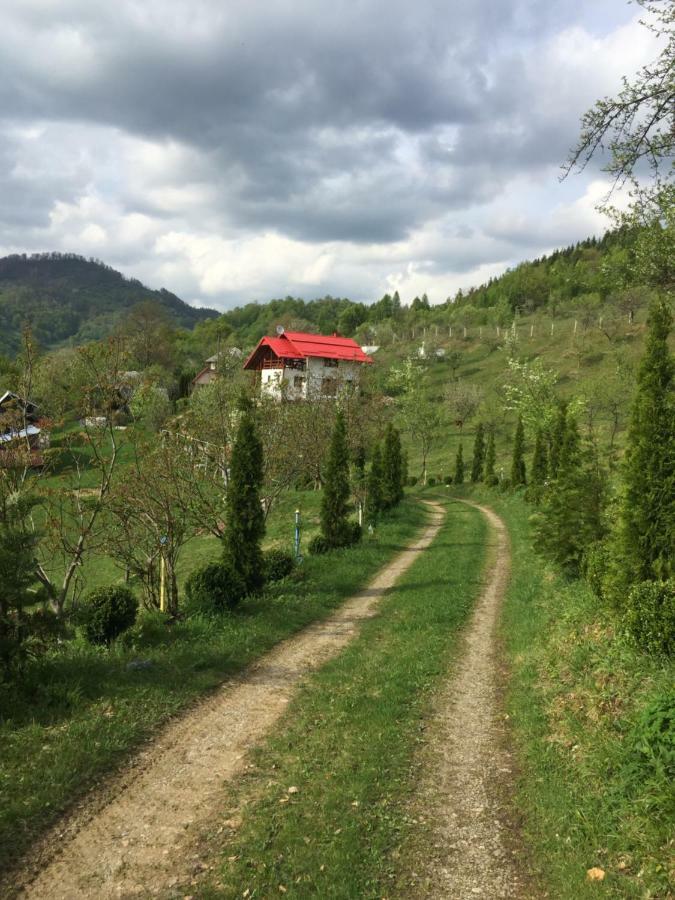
243, 328, 373, 400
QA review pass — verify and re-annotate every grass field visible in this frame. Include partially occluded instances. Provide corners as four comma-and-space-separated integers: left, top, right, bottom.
452, 485, 674, 899
0, 497, 427, 879
191, 498, 487, 899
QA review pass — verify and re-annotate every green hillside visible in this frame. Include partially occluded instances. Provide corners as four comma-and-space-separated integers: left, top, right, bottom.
188, 224, 672, 475
0, 252, 217, 355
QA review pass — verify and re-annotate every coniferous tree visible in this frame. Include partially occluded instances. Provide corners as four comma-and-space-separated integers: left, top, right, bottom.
365, 443, 384, 526
511, 416, 527, 486
534, 417, 606, 576
454, 442, 465, 484
485, 428, 497, 485
320, 410, 351, 546
526, 428, 548, 503
223, 398, 265, 593
470, 422, 486, 482
618, 299, 675, 585
548, 403, 567, 478
400, 448, 409, 492
382, 423, 403, 509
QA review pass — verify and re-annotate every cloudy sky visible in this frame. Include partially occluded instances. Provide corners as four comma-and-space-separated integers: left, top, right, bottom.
0, 0, 656, 310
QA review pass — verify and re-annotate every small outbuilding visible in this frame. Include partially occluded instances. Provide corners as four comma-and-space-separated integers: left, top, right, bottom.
0, 390, 50, 467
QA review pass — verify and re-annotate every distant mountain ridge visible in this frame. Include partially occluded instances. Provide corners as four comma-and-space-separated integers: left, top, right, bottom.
0, 252, 218, 355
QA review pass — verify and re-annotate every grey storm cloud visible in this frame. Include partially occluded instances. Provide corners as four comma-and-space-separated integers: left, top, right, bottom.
0, 0, 647, 304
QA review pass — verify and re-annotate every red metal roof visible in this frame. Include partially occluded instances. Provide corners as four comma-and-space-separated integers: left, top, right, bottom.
243, 331, 373, 369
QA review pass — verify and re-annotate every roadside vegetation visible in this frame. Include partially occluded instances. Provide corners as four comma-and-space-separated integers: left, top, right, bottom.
0, 497, 425, 877
472, 488, 674, 898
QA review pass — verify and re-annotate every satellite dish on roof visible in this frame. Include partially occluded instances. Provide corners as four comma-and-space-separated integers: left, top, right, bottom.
276, 325, 285, 335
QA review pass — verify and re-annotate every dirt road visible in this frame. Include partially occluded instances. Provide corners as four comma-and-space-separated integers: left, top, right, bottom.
405, 498, 528, 899
15, 503, 445, 900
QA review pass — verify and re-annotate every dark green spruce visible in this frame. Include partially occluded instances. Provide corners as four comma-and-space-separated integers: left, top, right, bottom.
511, 415, 527, 487
470, 422, 485, 483
365, 444, 384, 526
454, 442, 465, 485
484, 428, 497, 484
223, 398, 265, 593
382, 424, 404, 509
320, 410, 351, 546
534, 417, 606, 577
618, 299, 675, 585
526, 428, 548, 503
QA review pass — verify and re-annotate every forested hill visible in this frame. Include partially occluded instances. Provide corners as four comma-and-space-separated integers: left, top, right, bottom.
0, 253, 217, 355
196, 224, 672, 348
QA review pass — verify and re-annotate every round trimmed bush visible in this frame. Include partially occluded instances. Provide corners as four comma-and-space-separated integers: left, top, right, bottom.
623, 579, 675, 656
308, 535, 330, 555
265, 549, 295, 582
427, 477, 436, 486
83, 586, 138, 645
185, 562, 246, 613
343, 520, 362, 546
407, 476, 418, 487
444, 475, 453, 485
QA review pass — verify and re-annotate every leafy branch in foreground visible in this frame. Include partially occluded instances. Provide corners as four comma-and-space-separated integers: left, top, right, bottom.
563, 0, 674, 207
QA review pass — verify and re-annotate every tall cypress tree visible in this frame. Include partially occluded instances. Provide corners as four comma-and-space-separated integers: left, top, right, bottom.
534, 417, 606, 577
619, 299, 674, 584
470, 422, 486, 483
224, 399, 265, 593
511, 416, 527, 486
320, 410, 351, 547
454, 442, 465, 484
548, 403, 567, 479
485, 428, 496, 485
526, 428, 548, 503
400, 448, 409, 492
365, 443, 384, 526
382, 424, 403, 509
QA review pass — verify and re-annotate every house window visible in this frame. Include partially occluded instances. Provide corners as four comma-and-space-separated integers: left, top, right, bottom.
323, 358, 339, 368
321, 377, 337, 396
293, 376, 305, 389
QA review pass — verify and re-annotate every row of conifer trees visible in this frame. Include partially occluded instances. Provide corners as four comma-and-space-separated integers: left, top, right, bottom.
462, 299, 673, 656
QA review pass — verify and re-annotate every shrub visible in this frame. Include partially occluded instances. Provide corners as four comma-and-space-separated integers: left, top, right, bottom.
582, 539, 611, 601
185, 562, 246, 614
406, 476, 418, 487
343, 520, 362, 546
82, 586, 139, 645
444, 475, 453, 485
486, 474, 499, 487
623, 579, 675, 656
427, 477, 437, 486
265, 549, 295, 582
308, 535, 330, 555
627, 691, 675, 780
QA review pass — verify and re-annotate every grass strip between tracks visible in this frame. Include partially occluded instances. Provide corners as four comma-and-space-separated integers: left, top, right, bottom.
194, 498, 487, 899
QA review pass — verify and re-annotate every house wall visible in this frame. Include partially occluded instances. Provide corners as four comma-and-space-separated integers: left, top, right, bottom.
260, 358, 363, 401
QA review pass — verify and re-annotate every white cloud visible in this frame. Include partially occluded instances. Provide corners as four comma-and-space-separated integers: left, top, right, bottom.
0, 0, 661, 310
